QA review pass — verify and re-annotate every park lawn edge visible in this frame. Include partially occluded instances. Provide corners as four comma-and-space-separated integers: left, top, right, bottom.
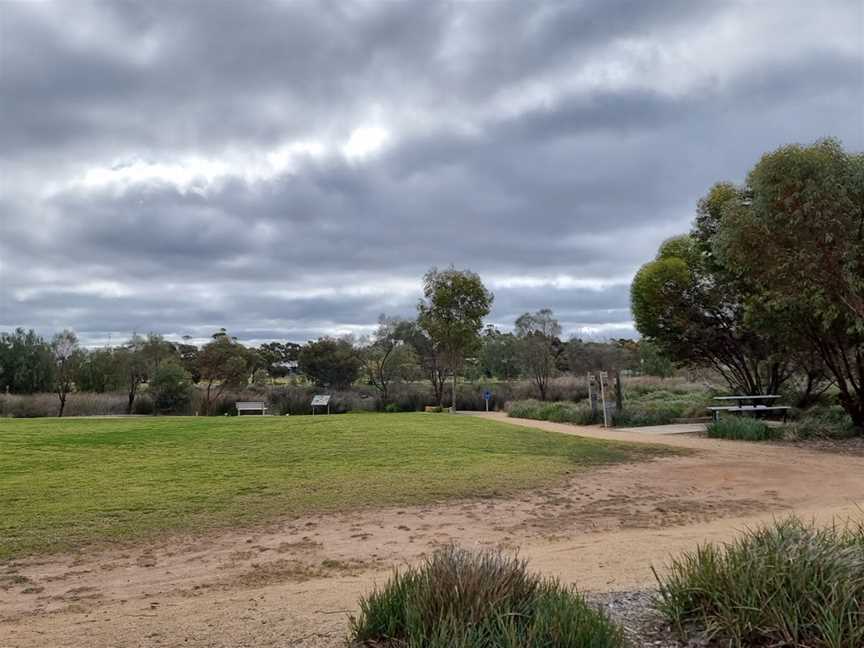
0, 413, 682, 560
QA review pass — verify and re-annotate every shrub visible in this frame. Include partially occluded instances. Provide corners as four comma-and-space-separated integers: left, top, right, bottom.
149, 364, 193, 414
0, 391, 130, 417
350, 546, 624, 648
786, 405, 858, 440
384, 403, 401, 413
654, 516, 864, 648
706, 417, 782, 441
507, 399, 596, 425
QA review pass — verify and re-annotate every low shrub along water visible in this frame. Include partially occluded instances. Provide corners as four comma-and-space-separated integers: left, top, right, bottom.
350, 545, 624, 647
653, 516, 864, 648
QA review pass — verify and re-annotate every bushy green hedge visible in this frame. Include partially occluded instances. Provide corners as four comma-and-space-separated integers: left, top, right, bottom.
509, 390, 712, 428
706, 417, 783, 441
350, 546, 624, 648
654, 517, 864, 648
508, 399, 596, 425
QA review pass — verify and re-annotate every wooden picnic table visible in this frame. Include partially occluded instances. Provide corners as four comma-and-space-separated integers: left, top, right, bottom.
708, 395, 789, 422
713, 394, 782, 406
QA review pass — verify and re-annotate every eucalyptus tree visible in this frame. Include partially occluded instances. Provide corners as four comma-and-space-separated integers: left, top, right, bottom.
418, 267, 493, 410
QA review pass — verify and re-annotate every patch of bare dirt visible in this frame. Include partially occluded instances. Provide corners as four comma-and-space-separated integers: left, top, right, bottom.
2, 413, 863, 647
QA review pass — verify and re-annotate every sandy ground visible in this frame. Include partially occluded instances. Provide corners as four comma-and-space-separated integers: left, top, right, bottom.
2, 413, 864, 647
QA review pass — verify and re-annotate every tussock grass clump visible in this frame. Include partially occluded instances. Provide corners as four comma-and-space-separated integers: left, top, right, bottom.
654, 517, 864, 648
786, 405, 859, 440
706, 416, 782, 441
350, 546, 624, 647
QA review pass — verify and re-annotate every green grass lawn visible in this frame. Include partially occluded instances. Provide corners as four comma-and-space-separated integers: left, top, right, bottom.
0, 413, 673, 559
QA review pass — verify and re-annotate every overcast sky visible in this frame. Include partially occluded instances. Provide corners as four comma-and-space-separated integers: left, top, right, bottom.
1, 1, 862, 347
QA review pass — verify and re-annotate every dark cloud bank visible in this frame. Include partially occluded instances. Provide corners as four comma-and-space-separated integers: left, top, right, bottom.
1, 0, 862, 345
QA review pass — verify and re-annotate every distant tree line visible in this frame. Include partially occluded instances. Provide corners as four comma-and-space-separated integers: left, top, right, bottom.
632, 138, 863, 428
1, 267, 672, 416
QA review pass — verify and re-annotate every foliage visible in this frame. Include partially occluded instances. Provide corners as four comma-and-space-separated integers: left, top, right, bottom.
140, 333, 179, 375
113, 335, 149, 414
51, 330, 82, 417
706, 417, 782, 441
350, 545, 624, 648
631, 227, 790, 395
0, 328, 55, 394
75, 348, 126, 393
508, 399, 596, 425
395, 319, 449, 407
510, 382, 713, 427
654, 516, 864, 648
639, 340, 674, 378
256, 340, 301, 378
360, 315, 417, 403
176, 339, 201, 383
785, 405, 858, 440
0, 414, 665, 558
563, 338, 638, 375
298, 336, 361, 389
196, 330, 252, 415
418, 266, 493, 409
514, 309, 562, 401
478, 325, 520, 381
148, 363, 193, 414
717, 139, 864, 428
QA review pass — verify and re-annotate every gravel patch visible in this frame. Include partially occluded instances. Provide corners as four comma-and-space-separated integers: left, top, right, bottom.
586, 590, 712, 648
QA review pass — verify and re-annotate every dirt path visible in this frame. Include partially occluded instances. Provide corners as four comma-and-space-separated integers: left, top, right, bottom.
2, 414, 863, 647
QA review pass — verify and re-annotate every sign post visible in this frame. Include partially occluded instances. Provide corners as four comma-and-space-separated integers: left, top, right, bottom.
311, 394, 331, 415
599, 371, 609, 428
587, 373, 597, 420
483, 390, 492, 412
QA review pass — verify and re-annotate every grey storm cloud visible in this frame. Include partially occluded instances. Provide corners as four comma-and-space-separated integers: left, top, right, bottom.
1, 0, 862, 346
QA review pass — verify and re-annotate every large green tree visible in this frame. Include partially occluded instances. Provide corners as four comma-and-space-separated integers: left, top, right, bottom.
478, 325, 520, 381
75, 348, 122, 393
418, 267, 493, 410
196, 331, 251, 415
0, 328, 54, 393
360, 315, 416, 404
298, 337, 361, 390
717, 139, 864, 426
514, 309, 561, 400
631, 190, 792, 395
395, 320, 448, 406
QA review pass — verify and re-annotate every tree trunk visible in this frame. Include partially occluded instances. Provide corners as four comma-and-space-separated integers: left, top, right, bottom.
537, 376, 546, 401
127, 384, 137, 415
451, 368, 457, 412
57, 392, 66, 417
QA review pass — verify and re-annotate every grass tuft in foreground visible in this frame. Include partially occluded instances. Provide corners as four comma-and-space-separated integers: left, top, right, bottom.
653, 516, 864, 648
706, 416, 783, 441
350, 545, 624, 647
0, 413, 672, 559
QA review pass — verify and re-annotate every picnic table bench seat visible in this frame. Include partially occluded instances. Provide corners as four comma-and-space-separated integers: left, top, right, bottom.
707, 404, 790, 422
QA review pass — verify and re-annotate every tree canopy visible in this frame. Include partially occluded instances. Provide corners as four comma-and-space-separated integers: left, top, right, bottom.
418, 267, 493, 409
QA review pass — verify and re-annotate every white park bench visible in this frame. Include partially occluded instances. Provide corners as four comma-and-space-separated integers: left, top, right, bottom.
236, 401, 268, 416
